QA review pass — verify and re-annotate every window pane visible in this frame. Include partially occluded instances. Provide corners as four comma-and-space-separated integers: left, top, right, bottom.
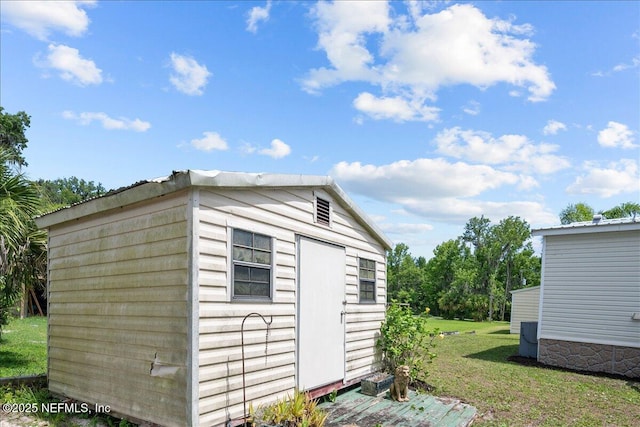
233, 247, 252, 262
254, 234, 271, 250
366, 259, 376, 269
250, 267, 270, 283
252, 283, 270, 297
254, 250, 271, 265
360, 280, 375, 302
233, 229, 253, 246
235, 282, 251, 296
234, 265, 250, 280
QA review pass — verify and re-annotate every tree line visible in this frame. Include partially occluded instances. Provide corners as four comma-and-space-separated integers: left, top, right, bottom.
387, 197, 639, 322
1, 106, 638, 329
387, 216, 540, 321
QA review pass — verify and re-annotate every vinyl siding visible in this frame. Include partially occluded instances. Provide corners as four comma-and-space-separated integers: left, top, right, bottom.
196, 188, 386, 426
509, 286, 540, 334
47, 192, 190, 427
539, 230, 640, 348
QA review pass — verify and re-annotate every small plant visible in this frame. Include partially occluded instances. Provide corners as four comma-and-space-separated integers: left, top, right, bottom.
250, 389, 328, 427
376, 302, 440, 380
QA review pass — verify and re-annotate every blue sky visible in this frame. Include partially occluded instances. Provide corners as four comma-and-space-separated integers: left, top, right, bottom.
1, 1, 639, 258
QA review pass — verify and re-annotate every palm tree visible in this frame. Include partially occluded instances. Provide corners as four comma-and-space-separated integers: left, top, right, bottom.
601, 202, 640, 219
0, 148, 44, 337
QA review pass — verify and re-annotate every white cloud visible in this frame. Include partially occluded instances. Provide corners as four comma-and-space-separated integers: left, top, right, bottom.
169, 53, 211, 96
331, 158, 519, 200
612, 55, 640, 72
190, 132, 228, 152
380, 222, 434, 234
246, 1, 271, 33
1, 0, 95, 41
259, 139, 291, 159
566, 159, 639, 198
402, 198, 557, 225
62, 111, 151, 132
597, 121, 637, 149
593, 55, 640, 77
433, 127, 570, 174
39, 44, 102, 86
331, 159, 556, 226
353, 92, 440, 122
463, 100, 481, 116
543, 119, 567, 135
303, 2, 555, 121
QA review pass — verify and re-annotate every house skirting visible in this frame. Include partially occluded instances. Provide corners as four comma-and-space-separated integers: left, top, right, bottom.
538, 338, 640, 378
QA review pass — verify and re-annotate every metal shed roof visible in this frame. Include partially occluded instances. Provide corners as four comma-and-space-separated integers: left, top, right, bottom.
35, 169, 393, 250
532, 215, 640, 237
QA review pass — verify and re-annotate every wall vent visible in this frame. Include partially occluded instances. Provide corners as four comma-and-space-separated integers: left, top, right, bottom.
316, 197, 331, 226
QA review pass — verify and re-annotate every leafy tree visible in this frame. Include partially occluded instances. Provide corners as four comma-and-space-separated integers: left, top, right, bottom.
0, 107, 31, 167
387, 243, 417, 305
559, 202, 594, 224
462, 216, 499, 320
492, 216, 531, 320
36, 177, 106, 209
601, 202, 640, 219
423, 239, 468, 316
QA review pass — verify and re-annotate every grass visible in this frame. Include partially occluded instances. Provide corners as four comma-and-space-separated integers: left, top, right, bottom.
2, 316, 639, 426
0, 317, 136, 426
420, 317, 640, 427
0, 316, 47, 377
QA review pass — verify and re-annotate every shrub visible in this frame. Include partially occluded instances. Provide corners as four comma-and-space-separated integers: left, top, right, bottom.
248, 389, 328, 427
377, 303, 440, 379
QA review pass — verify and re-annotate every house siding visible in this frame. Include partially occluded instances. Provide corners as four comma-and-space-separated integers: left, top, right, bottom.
538, 231, 640, 348
47, 192, 190, 427
509, 286, 540, 334
196, 188, 386, 426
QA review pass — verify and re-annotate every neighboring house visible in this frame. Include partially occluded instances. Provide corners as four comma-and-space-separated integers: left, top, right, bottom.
509, 286, 540, 334
35, 170, 393, 427
532, 216, 640, 378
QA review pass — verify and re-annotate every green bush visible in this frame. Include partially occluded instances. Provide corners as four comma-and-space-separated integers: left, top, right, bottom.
376, 303, 440, 379
248, 389, 328, 427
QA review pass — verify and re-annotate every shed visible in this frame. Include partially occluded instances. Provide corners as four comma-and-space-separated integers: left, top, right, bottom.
509, 286, 540, 334
35, 170, 393, 426
532, 216, 640, 378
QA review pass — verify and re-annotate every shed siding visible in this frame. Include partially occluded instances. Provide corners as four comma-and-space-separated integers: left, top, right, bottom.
509, 286, 540, 334
47, 193, 190, 427
196, 188, 386, 426
539, 230, 640, 348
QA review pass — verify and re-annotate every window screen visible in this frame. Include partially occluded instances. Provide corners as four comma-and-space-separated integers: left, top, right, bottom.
232, 229, 272, 300
359, 258, 376, 303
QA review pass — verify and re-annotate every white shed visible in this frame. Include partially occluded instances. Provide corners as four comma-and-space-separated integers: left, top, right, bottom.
509, 286, 540, 334
35, 170, 393, 426
532, 217, 640, 378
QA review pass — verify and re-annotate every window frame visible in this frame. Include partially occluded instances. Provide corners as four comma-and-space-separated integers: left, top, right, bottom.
358, 257, 376, 304
230, 228, 274, 302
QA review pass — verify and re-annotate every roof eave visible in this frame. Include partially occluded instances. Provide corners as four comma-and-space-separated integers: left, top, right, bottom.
532, 221, 640, 237
34, 170, 394, 251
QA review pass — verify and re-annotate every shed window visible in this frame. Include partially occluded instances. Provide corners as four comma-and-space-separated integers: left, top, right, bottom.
232, 229, 272, 300
359, 258, 376, 303
315, 197, 331, 226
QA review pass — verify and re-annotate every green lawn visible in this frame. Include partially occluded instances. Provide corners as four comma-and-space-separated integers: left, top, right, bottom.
421, 317, 640, 427
2, 316, 639, 427
0, 316, 47, 377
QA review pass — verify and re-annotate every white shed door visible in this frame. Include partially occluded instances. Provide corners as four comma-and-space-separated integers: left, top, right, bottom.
297, 237, 346, 390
